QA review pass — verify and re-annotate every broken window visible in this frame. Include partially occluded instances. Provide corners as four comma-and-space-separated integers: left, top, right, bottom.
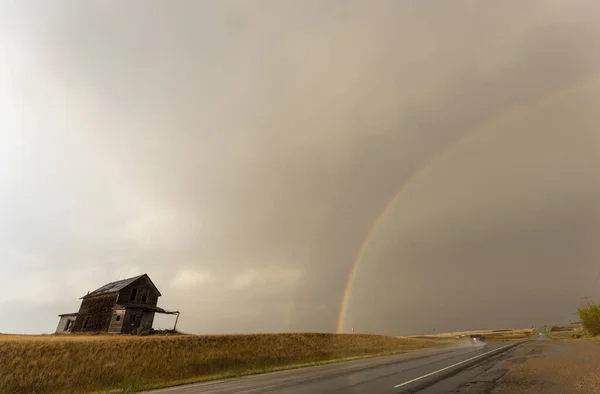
130, 314, 137, 321
116, 315, 121, 321
83, 317, 90, 329
141, 295, 147, 303
130, 288, 137, 302
65, 320, 72, 331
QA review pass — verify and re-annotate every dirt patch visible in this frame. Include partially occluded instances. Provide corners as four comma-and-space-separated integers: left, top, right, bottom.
494, 340, 600, 393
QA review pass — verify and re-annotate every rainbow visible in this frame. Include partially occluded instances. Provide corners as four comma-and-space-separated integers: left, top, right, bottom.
335, 73, 600, 333
335, 157, 442, 333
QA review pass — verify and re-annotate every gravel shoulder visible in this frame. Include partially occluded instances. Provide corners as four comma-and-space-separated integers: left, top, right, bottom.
493, 339, 600, 393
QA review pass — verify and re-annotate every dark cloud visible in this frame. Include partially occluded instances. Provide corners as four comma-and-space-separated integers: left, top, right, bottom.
2, 1, 600, 334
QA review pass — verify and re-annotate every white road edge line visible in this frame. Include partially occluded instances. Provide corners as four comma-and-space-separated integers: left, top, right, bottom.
393, 344, 513, 388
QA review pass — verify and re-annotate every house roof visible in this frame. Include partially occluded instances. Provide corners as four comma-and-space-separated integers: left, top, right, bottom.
81, 274, 161, 299
58, 312, 78, 317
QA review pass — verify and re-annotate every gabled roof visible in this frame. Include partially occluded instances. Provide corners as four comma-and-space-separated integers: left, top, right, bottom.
81, 274, 161, 299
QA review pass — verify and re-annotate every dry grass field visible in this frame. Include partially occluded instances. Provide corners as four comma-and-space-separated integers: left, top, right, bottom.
545, 324, 586, 339
407, 328, 534, 342
0, 332, 441, 394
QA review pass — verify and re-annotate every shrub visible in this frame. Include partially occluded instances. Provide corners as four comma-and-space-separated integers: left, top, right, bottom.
134, 327, 150, 336
577, 302, 600, 336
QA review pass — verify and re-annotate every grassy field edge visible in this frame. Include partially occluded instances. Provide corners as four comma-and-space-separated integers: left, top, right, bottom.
1, 333, 449, 394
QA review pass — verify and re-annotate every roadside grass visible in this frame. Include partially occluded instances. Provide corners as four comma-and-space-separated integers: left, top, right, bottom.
578, 302, 600, 336
543, 323, 586, 340
547, 330, 582, 340
0, 333, 441, 394
548, 301, 600, 340
484, 329, 533, 342
409, 328, 533, 342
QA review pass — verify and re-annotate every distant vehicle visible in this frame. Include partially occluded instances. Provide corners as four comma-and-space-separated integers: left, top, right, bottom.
469, 334, 487, 345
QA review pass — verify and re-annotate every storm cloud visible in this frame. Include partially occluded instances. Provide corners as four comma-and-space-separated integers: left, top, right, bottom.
2, 1, 600, 335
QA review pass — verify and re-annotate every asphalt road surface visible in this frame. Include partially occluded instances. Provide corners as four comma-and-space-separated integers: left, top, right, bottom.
144, 341, 522, 394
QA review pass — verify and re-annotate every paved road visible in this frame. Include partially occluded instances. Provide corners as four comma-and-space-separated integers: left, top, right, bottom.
144, 342, 521, 394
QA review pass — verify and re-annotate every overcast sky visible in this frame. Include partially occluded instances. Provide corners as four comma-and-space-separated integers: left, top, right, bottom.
2, 1, 600, 335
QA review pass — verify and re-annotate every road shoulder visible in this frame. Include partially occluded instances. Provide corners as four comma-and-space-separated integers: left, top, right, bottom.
493, 339, 600, 394
424, 339, 600, 394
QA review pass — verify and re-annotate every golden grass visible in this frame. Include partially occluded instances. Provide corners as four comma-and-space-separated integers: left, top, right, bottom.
408, 328, 534, 342
545, 324, 586, 340
0, 333, 440, 393
484, 329, 534, 341
547, 330, 581, 339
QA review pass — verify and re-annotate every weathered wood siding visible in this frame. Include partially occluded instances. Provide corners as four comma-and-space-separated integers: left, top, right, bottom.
116, 276, 160, 306
72, 293, 118, 332
140, 312, 155, 331
108, 309, 125, 333
122, 308, 143, 333
55, 315, 77, 333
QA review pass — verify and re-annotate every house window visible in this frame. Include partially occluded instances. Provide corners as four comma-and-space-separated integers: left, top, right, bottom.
130, 288, 137, 302
116, 315, 121, 322
83, 317, 90, 329
130, 314, 137, 321
141, 295, 147, 303
65, 320, 72, 331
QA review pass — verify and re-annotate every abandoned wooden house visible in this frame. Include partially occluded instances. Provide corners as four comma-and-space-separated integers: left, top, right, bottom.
56, 273, 179, 334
